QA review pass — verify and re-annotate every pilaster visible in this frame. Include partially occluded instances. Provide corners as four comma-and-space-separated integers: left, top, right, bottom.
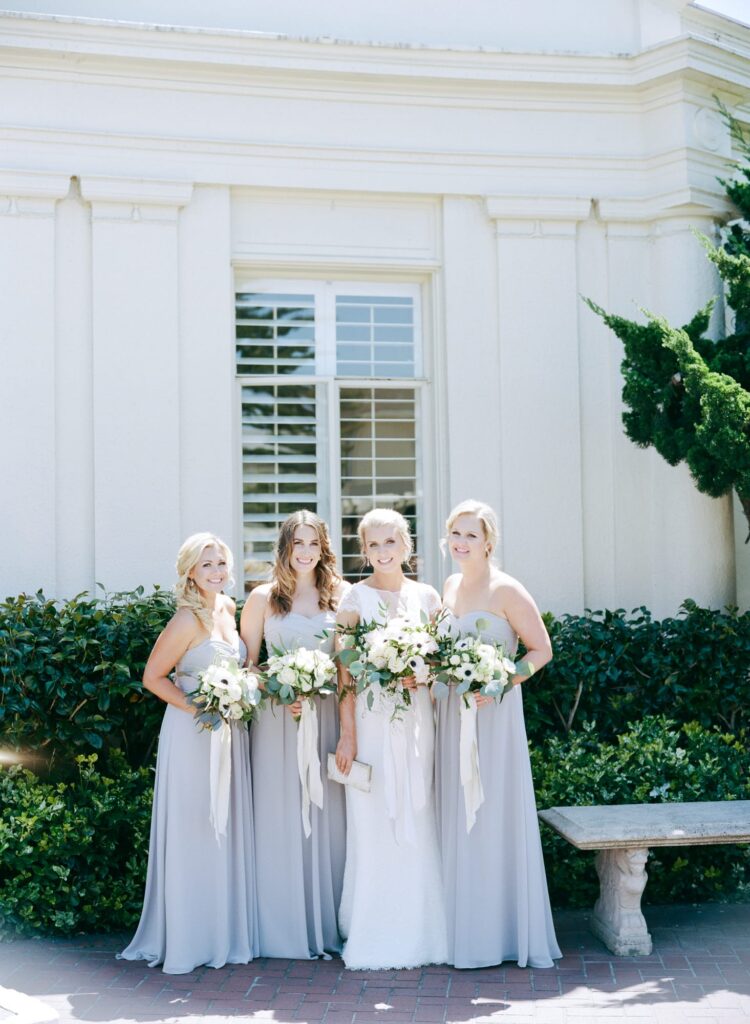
80, 175, 193, 590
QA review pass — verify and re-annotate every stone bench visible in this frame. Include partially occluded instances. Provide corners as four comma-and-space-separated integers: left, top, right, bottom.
538, 801, 750, 956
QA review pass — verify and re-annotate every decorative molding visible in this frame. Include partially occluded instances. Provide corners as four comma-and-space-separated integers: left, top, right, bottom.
0, 168, 70, 200
598, 186, 732, 222
486, 196, 591, 235
0, 13, 747, 93
79, 175, 193, 207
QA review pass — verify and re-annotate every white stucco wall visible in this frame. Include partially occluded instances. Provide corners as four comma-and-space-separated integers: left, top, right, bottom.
0, 2, 748, 614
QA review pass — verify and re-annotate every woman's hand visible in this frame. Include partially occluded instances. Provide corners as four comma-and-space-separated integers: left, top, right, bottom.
401, 674, 418, 691
288, 699, 302, 718
473, 692, 493, 708
335, 732, 357, 774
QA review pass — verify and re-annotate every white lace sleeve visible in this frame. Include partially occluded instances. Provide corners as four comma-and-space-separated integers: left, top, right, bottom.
336, 585, 360, 616
422, 584, 442, 619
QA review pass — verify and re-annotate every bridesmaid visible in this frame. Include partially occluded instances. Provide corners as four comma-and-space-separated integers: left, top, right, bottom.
120, 533, 257, 974
240, 510, 349, 959
435, 500, 561, 969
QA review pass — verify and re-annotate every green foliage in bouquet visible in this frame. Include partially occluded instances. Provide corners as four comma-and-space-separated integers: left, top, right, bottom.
585, 104, 750, 537
0, 753, 153, 935
533, 716, 750, 909
0, 588, 174, 770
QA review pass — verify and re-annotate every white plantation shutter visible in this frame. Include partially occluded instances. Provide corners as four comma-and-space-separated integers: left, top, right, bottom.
240, 381, 322, 586
339, 385, 419, 582
236, 281, 425, 590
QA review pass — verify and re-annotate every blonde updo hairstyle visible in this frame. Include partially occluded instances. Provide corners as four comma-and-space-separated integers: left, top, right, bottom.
358, 507, 413, 569
175, 532, 234, 633
444, 499, 500, 561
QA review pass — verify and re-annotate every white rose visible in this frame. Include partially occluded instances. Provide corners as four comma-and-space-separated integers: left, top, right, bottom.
297, 650, 316, 672
278, 666, 297, 687
228, 703, 245, 720
226, 681, 242, 702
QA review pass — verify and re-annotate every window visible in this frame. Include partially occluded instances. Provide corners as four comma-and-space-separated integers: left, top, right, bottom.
236, 280, 426, 591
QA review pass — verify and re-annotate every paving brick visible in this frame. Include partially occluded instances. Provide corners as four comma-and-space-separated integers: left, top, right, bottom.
1, 903, 749, 1024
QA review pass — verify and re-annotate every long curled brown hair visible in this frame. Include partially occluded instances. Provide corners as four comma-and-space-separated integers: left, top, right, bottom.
269, 510, 342, 615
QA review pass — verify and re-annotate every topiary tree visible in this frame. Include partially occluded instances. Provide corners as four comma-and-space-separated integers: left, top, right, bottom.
586, 105, 750, 539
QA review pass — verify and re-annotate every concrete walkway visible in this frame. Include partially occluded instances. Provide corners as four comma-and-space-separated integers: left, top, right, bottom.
0, 904, 748, 1024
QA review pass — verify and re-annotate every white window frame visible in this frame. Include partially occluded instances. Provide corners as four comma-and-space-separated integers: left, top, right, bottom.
234, 275, 435, 588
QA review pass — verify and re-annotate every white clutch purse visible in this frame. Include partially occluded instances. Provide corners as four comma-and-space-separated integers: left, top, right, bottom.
326, 752, 372, 793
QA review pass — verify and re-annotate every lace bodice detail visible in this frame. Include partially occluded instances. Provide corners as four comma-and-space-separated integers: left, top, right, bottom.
338, 580, 440, 624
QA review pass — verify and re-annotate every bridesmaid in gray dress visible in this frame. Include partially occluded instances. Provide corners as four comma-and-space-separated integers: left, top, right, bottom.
120, 533, 258, 974
241, 510, 349, 959
435, 500, 561, 969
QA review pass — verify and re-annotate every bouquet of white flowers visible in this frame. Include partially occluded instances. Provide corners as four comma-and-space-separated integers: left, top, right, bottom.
337, 611, 439, 719
261, 646, 338, 838
430, 621, 517, 834
430, 626, 517, 707
263, 646, 338, 717
187, 656, 262, 730
186, 657, 262, 840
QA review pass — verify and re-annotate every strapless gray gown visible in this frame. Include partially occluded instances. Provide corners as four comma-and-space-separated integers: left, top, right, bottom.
251, 611, 345, 958
120, 637, 258, 974
434, 611, 561, 969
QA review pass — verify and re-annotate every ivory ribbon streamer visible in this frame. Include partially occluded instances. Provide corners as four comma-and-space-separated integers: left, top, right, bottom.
382, 689, 426, 846
297, 699, 324, 838
459, 693, 485, 832
209, 721, 232, 840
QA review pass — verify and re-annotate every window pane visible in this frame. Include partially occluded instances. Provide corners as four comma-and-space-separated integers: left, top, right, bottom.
338, 385, 419, 583
241, 381, 319, 591
336, 295, 416, 378
236, 293, 316, 376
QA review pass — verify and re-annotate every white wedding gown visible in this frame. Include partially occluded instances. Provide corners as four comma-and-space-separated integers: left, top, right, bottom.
337, 581, 448, 970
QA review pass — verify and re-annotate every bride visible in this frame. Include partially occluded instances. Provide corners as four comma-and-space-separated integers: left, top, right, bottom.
334, 508, 448, 970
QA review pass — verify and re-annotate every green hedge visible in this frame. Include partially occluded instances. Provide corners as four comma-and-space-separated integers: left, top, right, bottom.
532, 716, 750, 909
0, 588, 174, 769
525, 600, 750, 741
1, 590, 748, 769
1, 717, 747, 936
0, 753, 153, 935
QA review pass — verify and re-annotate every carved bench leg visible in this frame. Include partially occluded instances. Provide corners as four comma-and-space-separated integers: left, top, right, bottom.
590, 847, 653, 956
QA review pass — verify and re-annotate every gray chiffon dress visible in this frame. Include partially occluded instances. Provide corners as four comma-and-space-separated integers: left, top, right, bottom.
435, 610, 561, 969
120, 636, 258, 974
251, 610, 346, 959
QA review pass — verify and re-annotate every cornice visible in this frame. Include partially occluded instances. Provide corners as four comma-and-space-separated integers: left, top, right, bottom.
485, 196, 592, 222
0, 168, 70, 199
598, 186, 733, 221
79, 175, 193, 206
0, 13, 748, 94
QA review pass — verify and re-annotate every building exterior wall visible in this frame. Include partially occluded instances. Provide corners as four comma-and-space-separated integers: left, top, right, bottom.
0, 3, 748, 614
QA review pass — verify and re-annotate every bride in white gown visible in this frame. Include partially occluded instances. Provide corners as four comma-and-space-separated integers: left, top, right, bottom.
334, 508, 448, 970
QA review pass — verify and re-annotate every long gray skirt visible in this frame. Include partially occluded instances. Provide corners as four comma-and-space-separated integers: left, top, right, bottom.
120, 705, 258, 974
251, 695, 346, 958
435, 685, 561, 969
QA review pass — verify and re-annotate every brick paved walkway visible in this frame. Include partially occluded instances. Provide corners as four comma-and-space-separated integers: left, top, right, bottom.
0, 904, 748, 1024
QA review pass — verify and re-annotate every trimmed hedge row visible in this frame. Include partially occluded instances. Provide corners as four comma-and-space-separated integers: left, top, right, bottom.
0, 753, 153, 935
1, 717, 747, 935
0, 590, 747, 768
525, 600, 750, 741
